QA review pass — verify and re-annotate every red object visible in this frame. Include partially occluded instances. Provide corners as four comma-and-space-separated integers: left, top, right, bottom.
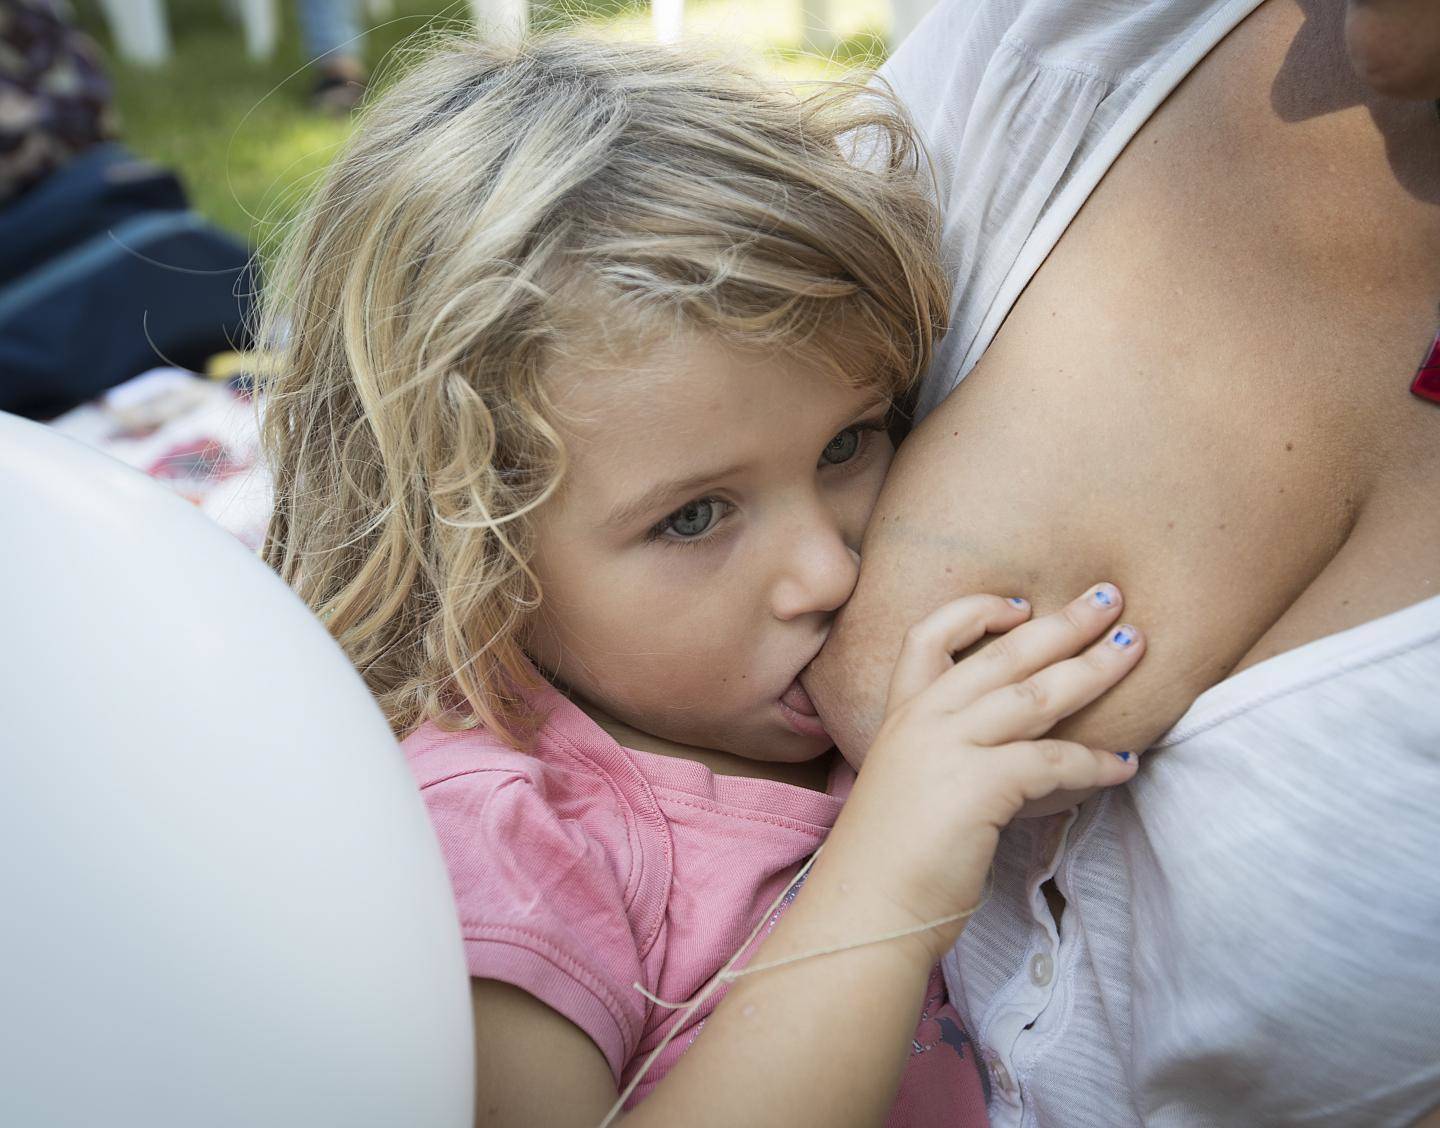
1413, 329, 1440, 404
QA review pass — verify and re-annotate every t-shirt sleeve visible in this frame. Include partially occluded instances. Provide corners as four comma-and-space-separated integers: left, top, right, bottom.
418, 765, 648, 1081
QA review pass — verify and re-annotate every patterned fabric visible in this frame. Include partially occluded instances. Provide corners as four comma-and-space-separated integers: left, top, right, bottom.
0, 0, 115, 205
48, 368, 272, 551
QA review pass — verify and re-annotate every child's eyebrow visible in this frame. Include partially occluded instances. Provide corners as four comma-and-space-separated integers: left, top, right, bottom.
604, 464, 745, 530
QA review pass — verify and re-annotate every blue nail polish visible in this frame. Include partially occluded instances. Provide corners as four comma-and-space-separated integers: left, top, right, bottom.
1111, 626, 1136, 648
1091, 585, 1116, 608
1008, 597, 1027, 607
1115, 751, 1132, 762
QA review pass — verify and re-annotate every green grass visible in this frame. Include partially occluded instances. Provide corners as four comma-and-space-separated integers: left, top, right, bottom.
72, 0, 890, 244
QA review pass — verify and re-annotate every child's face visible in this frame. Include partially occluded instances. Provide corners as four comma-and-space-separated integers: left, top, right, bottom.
526, 332, 894, 764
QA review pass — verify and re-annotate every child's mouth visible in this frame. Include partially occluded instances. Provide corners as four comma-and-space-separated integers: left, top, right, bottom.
778, 679, 830, 740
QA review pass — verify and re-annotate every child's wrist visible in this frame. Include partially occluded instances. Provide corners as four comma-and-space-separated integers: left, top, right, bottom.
801, 837, 965, 969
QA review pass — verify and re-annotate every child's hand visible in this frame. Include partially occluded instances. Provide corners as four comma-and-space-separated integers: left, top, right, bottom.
824, 583, 1143, 962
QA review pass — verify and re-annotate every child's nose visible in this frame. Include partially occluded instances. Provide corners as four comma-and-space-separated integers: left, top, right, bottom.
771, 517, 861, 621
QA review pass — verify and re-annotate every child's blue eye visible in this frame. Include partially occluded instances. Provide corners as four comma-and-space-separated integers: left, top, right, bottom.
821, 428, 862, 465
661, 498, 724, 539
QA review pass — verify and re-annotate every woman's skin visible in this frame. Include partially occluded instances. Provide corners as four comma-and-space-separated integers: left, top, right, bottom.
1346, 0, 1440, 98
805, 0, 1440, 792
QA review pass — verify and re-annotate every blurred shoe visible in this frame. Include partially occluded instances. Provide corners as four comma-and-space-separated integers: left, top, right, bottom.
309, 60, 367, 116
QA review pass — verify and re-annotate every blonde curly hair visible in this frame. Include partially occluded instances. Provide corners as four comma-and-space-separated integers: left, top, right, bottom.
259, 32, 949, 746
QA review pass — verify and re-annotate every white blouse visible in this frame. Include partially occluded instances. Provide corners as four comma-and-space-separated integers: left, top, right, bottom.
879, 1, 1440, 1123
943, 595, 1440, 1126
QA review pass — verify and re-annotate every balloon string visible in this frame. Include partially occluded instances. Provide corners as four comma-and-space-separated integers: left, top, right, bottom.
596, 848, 979, 1127
633, 908, 975, 1009
596, 851, 822, 1127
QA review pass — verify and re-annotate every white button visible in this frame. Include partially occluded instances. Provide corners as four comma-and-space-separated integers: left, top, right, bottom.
1029, 952, 1054, 987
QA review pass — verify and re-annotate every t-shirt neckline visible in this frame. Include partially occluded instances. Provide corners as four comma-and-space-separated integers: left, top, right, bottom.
540, 686, 852, 830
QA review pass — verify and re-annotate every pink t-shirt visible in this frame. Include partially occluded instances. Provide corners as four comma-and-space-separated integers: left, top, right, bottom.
404, 686, 988, 1124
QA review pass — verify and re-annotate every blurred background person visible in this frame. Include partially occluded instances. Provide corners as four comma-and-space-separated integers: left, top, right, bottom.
0, 0, 253, 416
0, 0, 115, 205
299, 0, 368, 113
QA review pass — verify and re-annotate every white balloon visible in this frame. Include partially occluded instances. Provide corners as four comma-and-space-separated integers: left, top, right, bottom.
0, 413, 473, 1127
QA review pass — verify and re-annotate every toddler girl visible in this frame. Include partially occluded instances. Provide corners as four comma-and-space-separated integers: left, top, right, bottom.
259, 34, 1144, 1127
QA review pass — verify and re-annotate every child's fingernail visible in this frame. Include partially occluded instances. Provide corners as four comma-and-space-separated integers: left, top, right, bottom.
1115, 750, 1133, 762
1008, 596, 1028, 607
1109, 624, 1138, 648
1089, 583, 1119, 609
